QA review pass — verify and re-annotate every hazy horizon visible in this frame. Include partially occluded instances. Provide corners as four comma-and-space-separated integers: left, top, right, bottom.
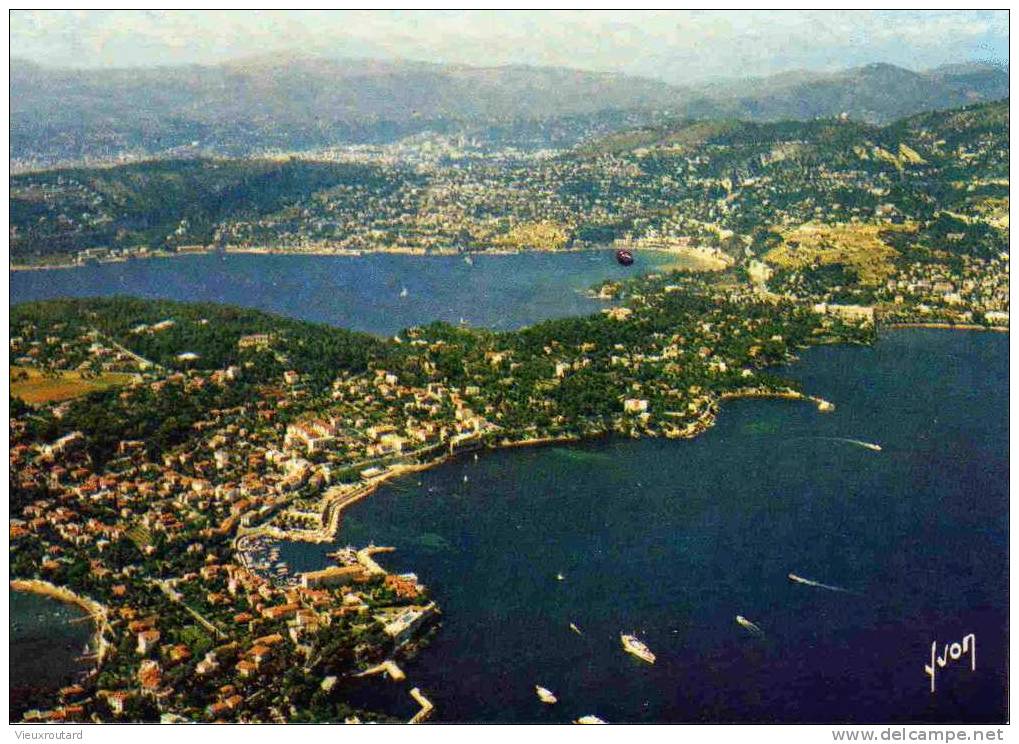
10, 10, 1009, 86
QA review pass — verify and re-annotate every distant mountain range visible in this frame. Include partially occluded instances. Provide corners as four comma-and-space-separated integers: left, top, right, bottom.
10, 56, 1008, 167
678, 61, 1008, 123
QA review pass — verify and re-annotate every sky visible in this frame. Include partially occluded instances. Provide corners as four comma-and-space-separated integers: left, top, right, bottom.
9, 10, 1009, 85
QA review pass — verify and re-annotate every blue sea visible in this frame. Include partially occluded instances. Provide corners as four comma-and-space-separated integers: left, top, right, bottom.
277, 328, 1008, 723
9, 590, 92, 716
9, 254, 1008, 723
10, 250, 694, 337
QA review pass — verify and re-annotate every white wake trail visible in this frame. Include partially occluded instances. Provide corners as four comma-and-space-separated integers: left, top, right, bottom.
788, 573, 855, 593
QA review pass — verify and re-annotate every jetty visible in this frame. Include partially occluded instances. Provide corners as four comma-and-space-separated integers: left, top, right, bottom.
357, 545, 395, 576
408, 687, 434, 724
355, 660, 406, 682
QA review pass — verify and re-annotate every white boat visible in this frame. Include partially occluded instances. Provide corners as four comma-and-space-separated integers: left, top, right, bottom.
575, 715, 607, 724
400, 287, 408, 298
621, 633, 656, 664
535, 685, 557, 704
736, 615, 765, 636
556, 573, 565, 581
569, 622, 583, 635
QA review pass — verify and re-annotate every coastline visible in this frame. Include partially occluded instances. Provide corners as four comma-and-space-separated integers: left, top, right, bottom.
11, 288, 1002, 720
264, 386, 829, 552
9, 243, 728, 274
880, 321, 1008, 333
719, 386, 833, 409
10, 578, 112, 668
245, 459, 451, 546
277, 325, 1007, 723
